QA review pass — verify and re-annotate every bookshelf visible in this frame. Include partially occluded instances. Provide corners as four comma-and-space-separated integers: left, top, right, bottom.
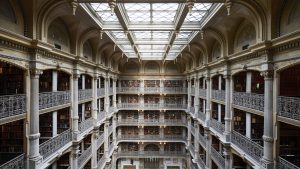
0, 120, 24, 153
233, 110, 246, 135
163, 80, 183, 87
144, 127, 159, 135
121, 80, 140, 87
57, 71, 70, 91
39, 70, 52, 92
144, 80, 160, 87
57, 108, 70, 134
40, 113, 53, 143
57, 153, 70, 169
0, 62, 24, 95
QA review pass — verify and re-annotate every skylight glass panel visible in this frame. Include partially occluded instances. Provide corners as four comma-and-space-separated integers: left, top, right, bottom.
152, 3, 179, 10
90, 3, 118, 22
170, 45, 184, 50
133, 31, 152, 39
176, 31, 193, 40
125, 3, 151, 22
152, 31, 171, 39
140, 52, 164, 58
111, 31, 127, 39
184, 3, 212, 22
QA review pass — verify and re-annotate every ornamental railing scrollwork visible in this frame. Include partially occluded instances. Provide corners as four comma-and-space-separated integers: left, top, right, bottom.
78, 146, 92, 169
79, 118, 94, 134
78, 89, 93, 101
199, 133, 206, 148
163, 103, 185, 109
198, 157, 206, 169
39, 91, 71, 110
97, 133, 105, 147
277, 96, 300, 121
199, 89, 207, 98
97, 88, 105, 97
210, 118, 225, 135
190, 107, 195, 115
144, 103, 160, 109
164, 87, 187, 93
231, 130, 263, 162
143, 87, 160, 93
277, 157, 300, 169
191, 87, 195, 94
109, 88, 113, 95
0, 153, 25, 169
191, 125, 195, 135
117, 103, 140, 109
198, 111, 206, 122
0, 94, 26, 119
233, 92, 264, 112
211, 90, 225, 102
39, 129, 72, 160
97, 111, 105, 121
97, 156, 106, 168
211, 146, 225, 169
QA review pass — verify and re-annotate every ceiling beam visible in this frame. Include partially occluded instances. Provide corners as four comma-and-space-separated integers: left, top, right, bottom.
78, 0, 223, 3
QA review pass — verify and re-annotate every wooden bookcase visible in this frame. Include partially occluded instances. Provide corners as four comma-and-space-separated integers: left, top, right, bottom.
0, 120, 24, 153
40, 113, 53, 143
0, 62, 24, 95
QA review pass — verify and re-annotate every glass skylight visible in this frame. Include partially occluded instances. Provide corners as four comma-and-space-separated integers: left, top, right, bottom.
91, 3, 119, 22
185, 3, 213, 22
124, 3, 179, 23
88, 2, 217, 60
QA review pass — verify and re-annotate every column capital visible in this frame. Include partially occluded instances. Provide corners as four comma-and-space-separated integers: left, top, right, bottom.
30, 68, 43, 78
260, 70, 274, 79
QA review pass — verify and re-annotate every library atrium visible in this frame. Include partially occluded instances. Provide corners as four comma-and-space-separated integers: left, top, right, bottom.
0, 0, 300, 169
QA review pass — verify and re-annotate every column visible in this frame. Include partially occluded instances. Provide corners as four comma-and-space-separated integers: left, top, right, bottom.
194, 78, 200, 118
218, 75, 222, 122
187, 78, 191, 110
104, 77, 109, 116
246, 72, 252, 138
224, 74, 231, 141
28, 68, 42, 168
205, 130, 211, 169
52, 71, 58, 137
91, 75, 98, 169
187, 117, 191, 147
260, 65, 274, 169
194, 122, 200, 161
113, 78, 117, 109
205, 75, 211, 128
71, 72, 80, 169
112, 114, 117, 145
104, 121, 109, 159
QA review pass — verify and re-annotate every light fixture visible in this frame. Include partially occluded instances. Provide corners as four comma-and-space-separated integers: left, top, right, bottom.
108, 0, 117, 15
225, 0, 232, 16
113, 44, 116, 51
186, 0, 196, 16
200, 30, 204, 39
99, 30, 103, 40
70, 0, 78, 16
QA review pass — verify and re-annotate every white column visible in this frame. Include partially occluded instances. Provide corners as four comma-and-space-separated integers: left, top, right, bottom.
187, 78, 191, 110
28, 69, 42, 168
91, 75, 98, 169
187, 117, 191, 147
218, 75, 222, 122
104, 77, 109, 115
82, 74, 85, 90
82, 103, 85, 121
260, 65, 274, 169
224, 74, 232, 142
113, 78, 117, 108
194, 122, 200, 161
71, 72, 80, 169
52, 71, 58, 137
104, 121, 109, 159
194, 78, 200, 117
246, 72, 252, 138
205, 76, 211, 127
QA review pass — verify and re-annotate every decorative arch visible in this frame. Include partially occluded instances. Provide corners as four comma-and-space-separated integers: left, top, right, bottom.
0, 0, 24, 35
144, 61, 160, 74
47, 18, 71, 52
83, 40, 93, 61
122, 61, 140, 73
234, 20, 256, 53
280, 0, 300, 36
211, 41, 221, 62
165, 62, 180, 74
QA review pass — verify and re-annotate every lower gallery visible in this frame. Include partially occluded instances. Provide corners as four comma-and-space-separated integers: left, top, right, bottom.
0, 0, 299, 169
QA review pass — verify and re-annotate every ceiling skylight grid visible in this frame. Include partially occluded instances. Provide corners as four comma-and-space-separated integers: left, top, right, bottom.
88, 2, 217, 60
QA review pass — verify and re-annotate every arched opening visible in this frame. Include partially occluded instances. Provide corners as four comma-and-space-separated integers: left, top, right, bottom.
47, 18, 71, 52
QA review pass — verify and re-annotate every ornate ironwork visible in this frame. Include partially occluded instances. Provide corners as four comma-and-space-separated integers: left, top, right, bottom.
39, 91, 71, 110
211, 146, 225, 169
97, 88, 105, 97
79, 118, 94, 133
199, 133, 206, 148
190, 107, 195, 115
277, 96, 300, 121
0, 94, 26, 119
278, 157, 300, 169
97, 156, 106, 168
109, 88, 113, 95
198, 111, 206, 122
199, 89, 206, 98
97, 133, 105, 147
116, 151, 185, 157
117, 87, 140, 93
231, 130, 263, 162
143, 87, 160, 93
198, 157, 206, 169
191, 87, 195, 94
211, 90, 225, 102
191, 125, 195, 135
0, 153, 25, 169
78, 146, 92, 168
210, 118, 225, 135
97, 111, 105, 121
233, 92, 264, 112
144, 103, 160, 109
39, 129, 72, 160
164, 87, 187, 94
118, 103, 140, 109
78, 89, 93, 101
164, 103, 186, 109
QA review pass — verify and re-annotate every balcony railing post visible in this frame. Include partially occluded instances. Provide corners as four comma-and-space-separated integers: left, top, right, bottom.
260, 67, 275, 169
